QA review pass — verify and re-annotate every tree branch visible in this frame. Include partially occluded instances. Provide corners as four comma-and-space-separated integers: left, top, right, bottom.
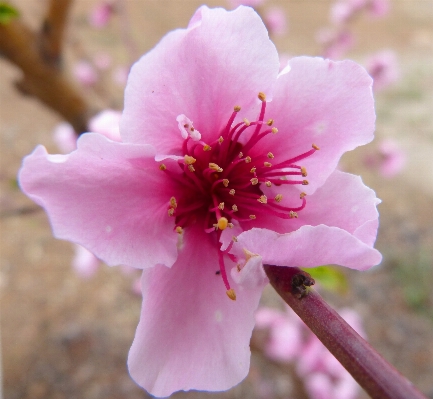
263, 265, 427, 399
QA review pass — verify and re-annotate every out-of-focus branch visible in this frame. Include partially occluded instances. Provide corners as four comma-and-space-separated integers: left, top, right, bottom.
0, 2, 93, 133
264, 265, 427, 399
39, 0, 72, 68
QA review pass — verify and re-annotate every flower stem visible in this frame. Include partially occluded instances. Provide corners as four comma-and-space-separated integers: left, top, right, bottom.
263, 265, 427, 399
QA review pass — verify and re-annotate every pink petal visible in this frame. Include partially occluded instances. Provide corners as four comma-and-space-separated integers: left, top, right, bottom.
88, 109, 122, 142
121, 6, 279, 153
19, 133, 178, 269
232, 224, 382, 271
264, 57, 375, 194
72, 244, 100, 278
52, 122, 77, 153
128, 226, 264, 397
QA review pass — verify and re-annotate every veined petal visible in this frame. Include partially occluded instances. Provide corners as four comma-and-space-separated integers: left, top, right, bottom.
264, 57, 375, 194
121, 6, 279, 152
232, 225, 382, 271
18, 133, 178, 269
128, 225, 264, 397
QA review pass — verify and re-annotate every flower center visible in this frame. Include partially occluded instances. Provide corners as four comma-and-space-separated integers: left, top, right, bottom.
159, 92, 319, 300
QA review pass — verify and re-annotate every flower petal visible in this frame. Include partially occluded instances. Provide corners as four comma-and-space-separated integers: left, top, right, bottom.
264, 57, 375, 193
121, 6, 279, 152
232, 225, 382, 271
18, 133, 178, 269
128, 226, 264, 397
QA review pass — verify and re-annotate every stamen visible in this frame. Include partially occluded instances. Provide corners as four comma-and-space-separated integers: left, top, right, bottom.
271, 127, 278, 134
232, 236, 238, 242
301, 167, 307, 177
265, 181, 272, 187
250, 178, 259, 185
218, 136, 224, 144
264, 162, 272, 167
218, 202, 225, 210
168, 208, 175, 217
257, 195, 267, 204
234, 105, 241, 112
239, 152, 244, 158
209, 163, 223, 172
188, 165, 195, 172
226, 289, 236, 301
302, 180, 309, 185
267, 152, 274, 159
258, 92, 266, 102
250, 167, 256, 173
203, 144, 212, 151
184, 155, 196, 165
175, 226, 183, 234
159, 164, 166, 170
275, 194, 283, 203
243, 118, 250, 126
169, 197, 177, 208
289, 211, 298, 218
249, 215, 256, 219
232, 204, 238, 212
245, 156, 252, 163
312, 143, 320, 150
266, 119, 274, 126
223, 179, 229, 187
229, 189, 235, 196
300, 192, 307, 199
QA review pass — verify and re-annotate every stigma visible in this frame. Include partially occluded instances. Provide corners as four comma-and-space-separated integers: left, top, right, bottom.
161, 93, 319, 299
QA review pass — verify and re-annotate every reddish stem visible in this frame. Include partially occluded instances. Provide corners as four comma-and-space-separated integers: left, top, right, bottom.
263, 265, 427, 399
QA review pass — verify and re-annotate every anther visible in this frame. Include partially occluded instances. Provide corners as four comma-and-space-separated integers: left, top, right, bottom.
250, 167, 256, 173
209, 163, 223, 172
234, 105, 241, 112
232, 204, 238, 212
250, 178, 259, 185
267, 152, 274, 159
232, 236, 238, 242
218, 136, 224, 144
249, 215, 256, 219
184, 155, 196, 165
223, 179, 229, 187
159, 164, 167, 171
312, 143, 320, 150
188, 165, 195, 172
289, 211, 298, 218
218, 202, 225, 210
245, 156, 252, 163
271, 127, 278, 134
265, 181, 272, 187
264, 162, 272, 167
258, 195, 267, 204
302, 180, 309, 185
229, 189, 235, 196
175, 226, 183, 234
243, 118, 250, 126
169, 197, 177, 208
300, 192, 307, 199
217, 217, 229, 230
266, 119, 274, 126
275, 194, 283, 203
203, 144, 212, 151
226, 289, 236, 301
301, 167, 307, 177
168, 208, 175, 217
258, 92, 266, 102
228, 223, 234, 228
239, 152, 244, 158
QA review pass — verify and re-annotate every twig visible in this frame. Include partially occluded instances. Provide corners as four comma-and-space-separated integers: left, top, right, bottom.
263, 265, 427, 399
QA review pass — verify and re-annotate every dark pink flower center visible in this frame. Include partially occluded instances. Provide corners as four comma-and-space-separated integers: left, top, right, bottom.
159, 93, 319, 300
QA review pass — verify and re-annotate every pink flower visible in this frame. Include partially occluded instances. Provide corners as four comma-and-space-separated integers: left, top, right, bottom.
19, 6, 381, 397
89, 1, 114, 29
93, 52, 112, 70
88, 109, 122, 142
112, 65, 130, 87
365, 49, 399, 91
364, 138, 406, 178
264, 7, 287, 36
52, 122, 77, 153
368, 0, 390, 18
72, 60, 98, 87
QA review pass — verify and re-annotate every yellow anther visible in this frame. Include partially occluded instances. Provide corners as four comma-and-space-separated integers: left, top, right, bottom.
169, 197, 177, 208
250, 167, 256, 173
266, 119, 274, 126
226, 289, 237, 301
243, 118, 250, 126
245, 156, 252, 163
234, 105, 241, 112
265, 181, 272, 187
188, 164, 195, 172
217, 217, 229, 230
232, 236, 238, 242
302, 180, 309, 185
250, 177, 259, 185
223, 179, 229, 187
203, 144, 212, 151
258, 195, 267, 204
264, 162, 272, 167
271, 127, 278, 134
184, 155, 196, 165
236, 264, 241, 272
218, 202, 225, 210
239, 152, 244, 158
229, 189, 236, 196
249, 214, 256, 219
218, 136, 224, 144
232, 204, 238, 212
289, 211, 298, 219
168, 208, 175, 217
175, 226, 183, 234
258, 92, 266, 102
275, 194, 283, 203
312, 143, 320, 150
301, 166, 307, 177
300, 192, 307, 199
209, 163, 223, 172
228, 223, 234, 228
159, 164, 167, 171
267, 152, 274, 159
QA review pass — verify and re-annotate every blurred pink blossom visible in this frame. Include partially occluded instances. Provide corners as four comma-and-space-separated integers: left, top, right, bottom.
53, 122, 77, 153
318, 29, 355, 59
367, 0, 390, 18
112, 65, 130, 87
264, 7, 287, 36
89, 1, 114, 28
88, 109, 122, 142
93, 52, 112, 70
73, 60, 98, 87
365, 50, 399, 91
364, 138, 406, 178
72, 244, 100, 278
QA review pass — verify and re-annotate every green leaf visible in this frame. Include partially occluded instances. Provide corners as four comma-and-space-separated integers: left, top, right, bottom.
0, 3, 19, 25
303, 265, 348, 293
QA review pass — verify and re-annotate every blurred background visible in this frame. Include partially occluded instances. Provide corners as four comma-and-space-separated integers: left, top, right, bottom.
1, 0, 432, 398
